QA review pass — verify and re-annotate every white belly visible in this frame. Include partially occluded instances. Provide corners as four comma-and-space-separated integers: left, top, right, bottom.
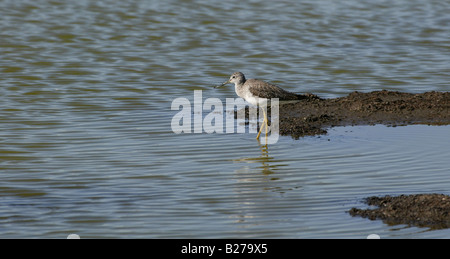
244, 93, 268, 107
235, 84, 268, 106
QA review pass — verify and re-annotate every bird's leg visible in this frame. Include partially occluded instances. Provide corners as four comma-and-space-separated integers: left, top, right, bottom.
256, 108, 264, 139
264, 108, 269, 138
256, 108, 268, 140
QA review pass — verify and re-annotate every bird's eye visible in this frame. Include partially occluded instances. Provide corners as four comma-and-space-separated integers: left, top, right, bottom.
232, 76, 235, 79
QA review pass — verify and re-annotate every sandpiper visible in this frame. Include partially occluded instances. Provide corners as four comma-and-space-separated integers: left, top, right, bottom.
215, 72, 303, 139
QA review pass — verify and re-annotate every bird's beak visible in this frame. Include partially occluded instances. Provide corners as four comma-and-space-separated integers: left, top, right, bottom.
214, 79, 230, 88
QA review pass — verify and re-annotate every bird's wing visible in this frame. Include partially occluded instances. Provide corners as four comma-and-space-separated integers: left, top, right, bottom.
247, 79, 300, 100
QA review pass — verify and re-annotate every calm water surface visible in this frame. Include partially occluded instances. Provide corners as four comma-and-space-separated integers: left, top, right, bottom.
0, 0, 449, 238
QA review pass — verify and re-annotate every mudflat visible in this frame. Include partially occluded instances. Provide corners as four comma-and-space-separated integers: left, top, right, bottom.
277, 90, 449, 138
349, 194, 450, 229
276, 91, 449, 229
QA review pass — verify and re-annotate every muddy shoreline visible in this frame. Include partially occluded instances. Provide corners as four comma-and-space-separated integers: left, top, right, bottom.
274, 92, 450, 230
349, 194, 450, 229
276, 90, 449, 138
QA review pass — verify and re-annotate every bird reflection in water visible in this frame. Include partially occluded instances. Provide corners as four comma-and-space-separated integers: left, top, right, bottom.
232, 138, 279, 177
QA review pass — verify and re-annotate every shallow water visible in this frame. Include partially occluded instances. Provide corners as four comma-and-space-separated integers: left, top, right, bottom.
0, 0, 449, 238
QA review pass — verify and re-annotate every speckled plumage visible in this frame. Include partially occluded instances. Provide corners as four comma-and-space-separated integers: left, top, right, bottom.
218, 72, 302, 106
215, 72, 302, 139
